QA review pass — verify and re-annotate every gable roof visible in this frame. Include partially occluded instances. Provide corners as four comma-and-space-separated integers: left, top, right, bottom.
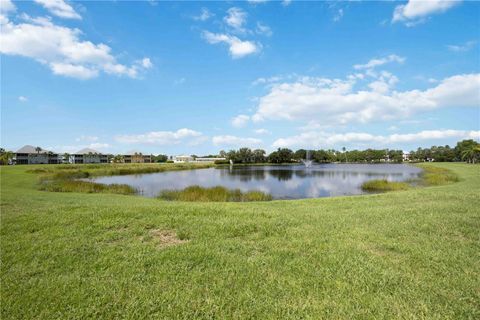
76, 148, 102, 155
16, 145, 53, 154
124, 150, 146, 156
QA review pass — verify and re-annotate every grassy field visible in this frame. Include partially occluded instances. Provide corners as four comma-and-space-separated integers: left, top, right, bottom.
1, 163, 479, 319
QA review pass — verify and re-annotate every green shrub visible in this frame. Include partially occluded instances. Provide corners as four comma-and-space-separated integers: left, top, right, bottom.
361, 179, 410, 192
214, 160, 230, 165
166, 160, 174, 163
158, 185, 272, 202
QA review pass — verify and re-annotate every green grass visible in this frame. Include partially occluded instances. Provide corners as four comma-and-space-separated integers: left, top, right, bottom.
159, 185, 272, 202
1, 163, 479, 319
361, 179, 410, 192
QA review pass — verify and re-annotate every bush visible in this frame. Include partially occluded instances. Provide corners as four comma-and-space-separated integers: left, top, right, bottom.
214, 160, 230, 165
166, 160, 174, 163
158, 185, 272, 202
361, 179, 410, 192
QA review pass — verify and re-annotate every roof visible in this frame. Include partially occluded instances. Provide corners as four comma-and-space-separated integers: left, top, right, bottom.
76, 148, 102, 154
124, 150, 146, 156
16, 145, 53, 154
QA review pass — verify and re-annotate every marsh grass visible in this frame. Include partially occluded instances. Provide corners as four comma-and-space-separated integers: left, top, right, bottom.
361, 179, 410, 192
419, 165, 460, 186
362, 165, 460, 193
158, 185, 272, 202
39, 180, 135, 195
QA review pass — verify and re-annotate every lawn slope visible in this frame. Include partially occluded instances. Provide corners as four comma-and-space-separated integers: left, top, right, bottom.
1, 163, 479, 319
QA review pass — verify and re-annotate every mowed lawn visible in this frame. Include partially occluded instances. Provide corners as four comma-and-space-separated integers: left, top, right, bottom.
1, 163, 479, 319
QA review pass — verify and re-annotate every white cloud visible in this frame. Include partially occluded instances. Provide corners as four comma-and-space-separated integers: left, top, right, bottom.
193, 8, 213, 21
447, 40, 477, 52
115, 128, 204, 145
354, 54, 405, 70
18, 96, 28, 102
224, 7, 247, 33
272, 130, 480, 149
173, 77, 186, 85
212, 135, 262, 147
202, 31, 260, 58
33, 0, 81, 20
140, 58, 153, 69
333, 8, 344, 22
254, 128, 270, 135
0, 11, 152, 79
282, 0, 292, 7
393, 0, 461, 25
75, 135, 99, 142
253, 73, 480, 126
231, 114, 250, 128
256, 22, 272, 36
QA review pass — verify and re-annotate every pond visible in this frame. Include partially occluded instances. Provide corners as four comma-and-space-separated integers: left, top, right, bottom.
87, 164, 422, 199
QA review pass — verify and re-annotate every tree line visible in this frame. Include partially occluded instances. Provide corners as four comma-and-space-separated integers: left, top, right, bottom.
217, 139, 480, 164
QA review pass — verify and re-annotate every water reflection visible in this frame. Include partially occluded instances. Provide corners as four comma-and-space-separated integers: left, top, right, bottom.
88, 164, 422, 199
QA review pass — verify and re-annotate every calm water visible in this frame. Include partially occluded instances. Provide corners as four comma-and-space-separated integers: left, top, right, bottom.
88, 164, 422, 199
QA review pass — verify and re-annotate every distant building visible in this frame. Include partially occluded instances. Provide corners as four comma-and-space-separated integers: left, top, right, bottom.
173, 155, 194, 163
402, 152, 411, 162
195, 157, 226, 162
14, 145, 59, 164
123, 151, 152, 163
69, 148, 108, 164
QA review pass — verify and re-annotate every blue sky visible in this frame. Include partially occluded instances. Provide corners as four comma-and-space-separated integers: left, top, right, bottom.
1, 0, 479, 155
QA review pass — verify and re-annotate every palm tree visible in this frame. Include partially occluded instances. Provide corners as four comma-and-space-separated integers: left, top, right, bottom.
461, 145, 480, 164
35, 146, 42, 154
342, 147, 347, 163
63, 153, 70, 164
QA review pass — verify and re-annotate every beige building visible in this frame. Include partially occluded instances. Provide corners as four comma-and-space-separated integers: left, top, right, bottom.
70, 148, 108, 164
123, 151, 152, 163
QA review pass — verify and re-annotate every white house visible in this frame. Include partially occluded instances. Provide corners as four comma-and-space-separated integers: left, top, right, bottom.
173, 155, 194, 163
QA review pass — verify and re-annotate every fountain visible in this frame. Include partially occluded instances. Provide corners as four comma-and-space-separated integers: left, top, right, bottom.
301, 150, 313, 168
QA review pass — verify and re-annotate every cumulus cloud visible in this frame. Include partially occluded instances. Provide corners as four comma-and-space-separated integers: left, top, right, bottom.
254, 128, 270, 135
252, 73, 480, 125
282, 0, 292, 7
115, 128, 205, 146
202, 31, 260, 58
18, 96, 28, 102
212, 135, 262, 147
256, 22, 272, 36
231, 114, 250, 128
393, 0, 461, 26
354, 54, 405, 70
224, 7, 247, 33
75, 135, 99, 142
33, 0, 81, 20
447, 40, 477, 52
193, 7, 213, 21
0, 10, 152, 79
272, 130, 480, 149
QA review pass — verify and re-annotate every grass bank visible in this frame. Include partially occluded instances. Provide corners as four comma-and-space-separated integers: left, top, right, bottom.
1, 163, 479, 319
159, 185, 272, 202
361, 179, 410, 192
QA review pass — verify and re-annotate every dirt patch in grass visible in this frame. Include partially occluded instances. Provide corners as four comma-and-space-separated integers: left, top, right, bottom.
141, 229, 189, 249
